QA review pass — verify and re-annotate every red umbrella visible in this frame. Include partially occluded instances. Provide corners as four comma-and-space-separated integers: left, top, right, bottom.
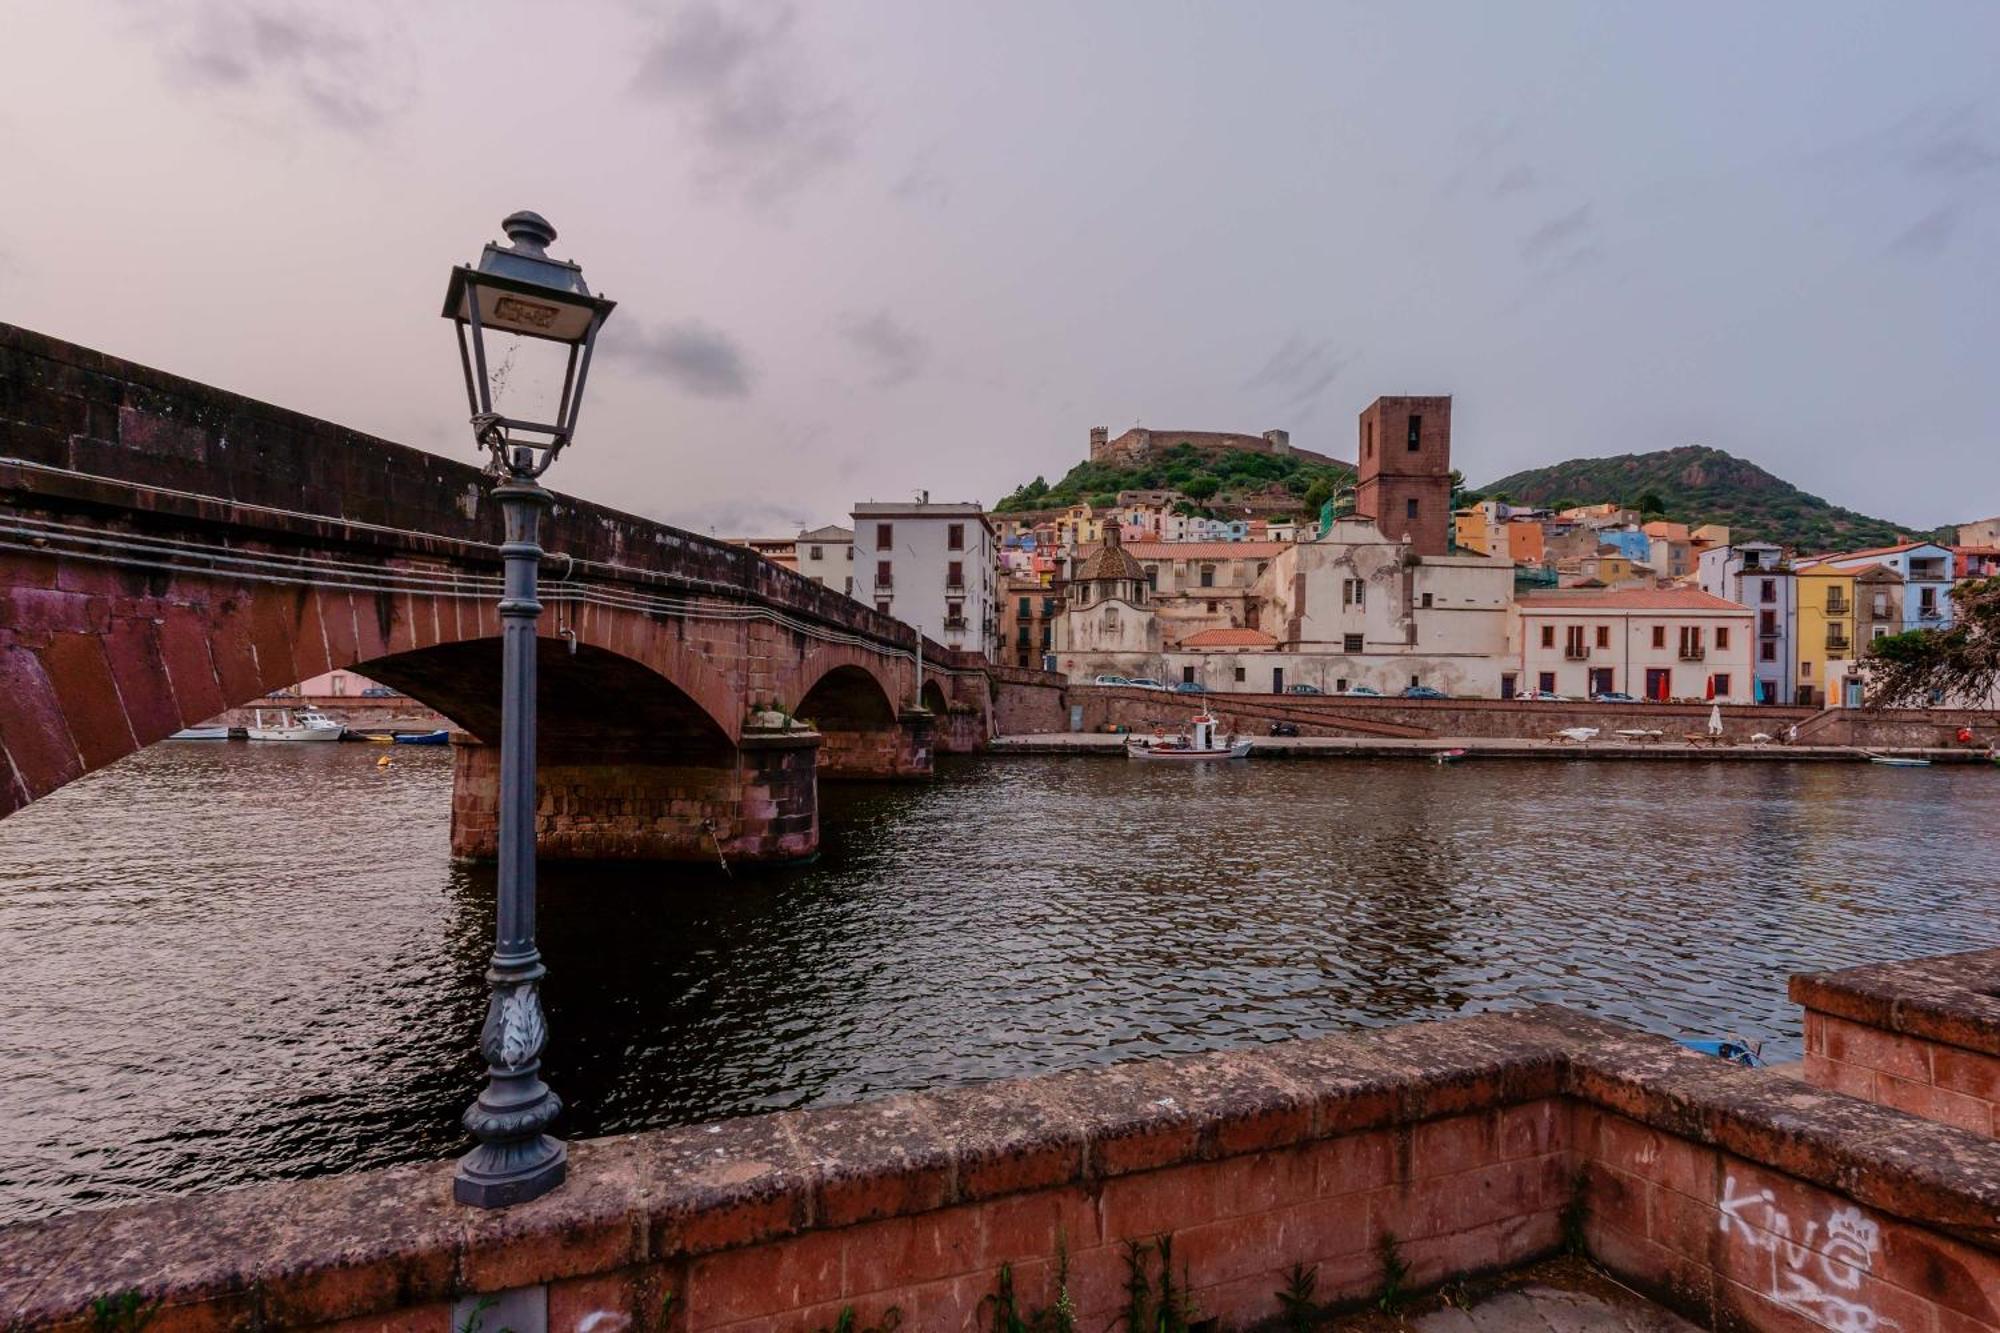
1705, 676, 1716, 700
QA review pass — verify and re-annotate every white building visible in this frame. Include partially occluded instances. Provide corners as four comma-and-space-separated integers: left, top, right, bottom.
795, 524, 854, 597
1515, 587, 1756, 702
852, 500, 996, 656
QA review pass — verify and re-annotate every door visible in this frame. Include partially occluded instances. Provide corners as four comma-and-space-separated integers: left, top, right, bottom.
1843, 677, 1865, 708
1645, 668, 1671, 701
1272, 667, 1285, 694
1588, 667, 1614, 696
1500, 673, 1517, 700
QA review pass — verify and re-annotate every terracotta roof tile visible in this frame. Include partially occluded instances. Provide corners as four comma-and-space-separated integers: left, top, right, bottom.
1178, 627, 1280, 648
1517, 588, 1750, 612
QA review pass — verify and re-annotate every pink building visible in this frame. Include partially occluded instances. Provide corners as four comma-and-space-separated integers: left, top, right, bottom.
1515, 587, 1755, 702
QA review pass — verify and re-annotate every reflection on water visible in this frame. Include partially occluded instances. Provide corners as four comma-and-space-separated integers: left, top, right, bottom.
2, 744, 1998, 1223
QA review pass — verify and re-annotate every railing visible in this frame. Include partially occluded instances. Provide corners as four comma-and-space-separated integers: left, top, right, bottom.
945, 582, 966, 595
1824, 598, 1848, 614
1678, 647, 1706, 661
1825, 635, 1851, 651
943, 617, 968, 631
1920, 607, 1942, 621
876, 575, 893, 590
1563, 646, 1590, 660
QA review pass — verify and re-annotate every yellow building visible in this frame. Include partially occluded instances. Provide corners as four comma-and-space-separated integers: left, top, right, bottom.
1453, 503, 1494, 555
1794, 561, 1856, 708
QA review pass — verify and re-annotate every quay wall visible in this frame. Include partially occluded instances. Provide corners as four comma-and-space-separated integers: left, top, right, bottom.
1793, 947, 2000, 1139
3, 1006, 1996, 1333
984, 663, 1069, 737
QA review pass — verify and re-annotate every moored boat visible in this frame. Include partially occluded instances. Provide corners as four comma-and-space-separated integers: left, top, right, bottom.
167, 726, 232, 741
1864, 752, 1931, 767
393, 729, 451, 746
1126, 714, 1252, 761
246, 707, 345, 742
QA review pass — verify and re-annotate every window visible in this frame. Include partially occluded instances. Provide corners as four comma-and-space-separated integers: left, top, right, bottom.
1716, 627, 1730, 649
1016, 626, 1030, 646
1200, 565, 1216, 587
947, 560, 965, 589
1539, 672, 1557, 693
1336, 678, 1349, 692
1760, 578, 1776, 603
1678, 626, 1704, 658
1760, 610, 1777, 635
1410, 675, 1421, 689
876, 560, 893, 588
846, 547, 853, 561
876, 524, 893, 550
1018, 597, 1031, 616
1565, 625, 1587, 658
1713, 674, 1731, 697
1234, 667, 1246, 683
875, 599, 892, 615
947, 523, 964, 551
1205, 600, 1218, 613
1407, 414, 1422, 451
1042, 597, 1057, 616
1873, 625, 1890, 640
1342, 578, 1366, 607
1801, 660, 1812, 678
1421, 592, 1434, 608
809, 545, 824, 560
1873, 593, 1888, 616
1595, 625, 1610, 649
844, 577, 853, 595
1406, 497, 1419, 519
1761, 641, 1776, 661
946, 600, 963, 622
1182, 665, 1196, 684
1652, 625, 1666, 649
1540, 625, 1555, 649
1343, 633, 1364, 653
1364, 420, 1373, 458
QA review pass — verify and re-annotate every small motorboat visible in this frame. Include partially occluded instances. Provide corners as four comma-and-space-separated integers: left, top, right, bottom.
1126, 714, 1252, 761
393, 729, 451, 746
167, 726, 231, 741
1864, 752, 1931, 767
1682, 1037, 1764, 1068
1432, 747, 1469, 764
246, 707, 345, 742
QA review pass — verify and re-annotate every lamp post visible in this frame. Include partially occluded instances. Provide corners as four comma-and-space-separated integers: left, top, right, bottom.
441, 211, 616, 1207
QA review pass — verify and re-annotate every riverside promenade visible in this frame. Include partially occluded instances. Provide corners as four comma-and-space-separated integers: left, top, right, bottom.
2, 953, 1998, 1333
992, 732, 1991, 763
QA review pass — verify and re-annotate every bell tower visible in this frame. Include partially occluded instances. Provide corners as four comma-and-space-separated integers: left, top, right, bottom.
1355, 396, 1452, 555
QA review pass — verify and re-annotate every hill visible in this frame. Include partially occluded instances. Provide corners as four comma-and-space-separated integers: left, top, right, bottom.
1478, 446, 1928, 551
995, 439, 1354, 517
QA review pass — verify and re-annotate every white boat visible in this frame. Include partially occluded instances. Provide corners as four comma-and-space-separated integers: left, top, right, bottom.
246, 707, 345, 742
167, 726, 232, 741
1126, 714, 1253, 761
1864, 752, 1931, 768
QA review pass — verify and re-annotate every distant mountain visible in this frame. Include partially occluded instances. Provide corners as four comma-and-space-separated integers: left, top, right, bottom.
995, 439, 1352, 516
1478, 446, 1930, 552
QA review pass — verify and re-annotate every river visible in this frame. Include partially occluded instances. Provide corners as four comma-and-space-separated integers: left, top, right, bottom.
1, 742, 1997, 1224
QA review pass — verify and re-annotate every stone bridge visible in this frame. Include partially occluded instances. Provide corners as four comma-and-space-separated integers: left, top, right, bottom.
0, 324, 994, 863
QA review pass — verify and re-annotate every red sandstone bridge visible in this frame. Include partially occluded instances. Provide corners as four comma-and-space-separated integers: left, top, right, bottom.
0, 324, 1011, 862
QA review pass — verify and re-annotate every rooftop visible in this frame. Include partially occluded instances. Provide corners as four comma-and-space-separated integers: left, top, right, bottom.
1084, 540, 1291, 560
1177, 626, 1280, 649
1518, 587, 1750, 612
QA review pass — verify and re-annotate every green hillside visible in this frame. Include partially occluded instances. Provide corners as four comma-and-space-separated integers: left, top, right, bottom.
1478, 446, 1928, 551
995, 441, 1354, 516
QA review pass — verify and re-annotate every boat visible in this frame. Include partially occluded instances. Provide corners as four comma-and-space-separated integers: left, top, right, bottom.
1125, 713, 1252, 761
393, 729, 451, 746
166, 726, 231, 741
1432, 748, 1469, 764
246, 706, 345, 742
1864, 752, 1931, 768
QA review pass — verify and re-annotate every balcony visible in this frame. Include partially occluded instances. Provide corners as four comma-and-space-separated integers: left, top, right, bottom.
1563, 646, 1590, 661
1920, 607, 1943, 621
943, 616, 968, 631
945, 582, 966, 595
1825, 636, 1851, 653
1824, 597, 1848, 615
1678, 647, 1706, 661
876, 575, 893, 591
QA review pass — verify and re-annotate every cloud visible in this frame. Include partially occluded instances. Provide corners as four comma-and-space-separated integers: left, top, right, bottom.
842, 311, 929, 387
152, 3, 414, 133
1492, 164, 1539, 197
1890, 203, 1959, 258
1519, 203, 1601, 274
601, 322, 753, 398
1241, 335, 1352, 415
631, 1, 854, 205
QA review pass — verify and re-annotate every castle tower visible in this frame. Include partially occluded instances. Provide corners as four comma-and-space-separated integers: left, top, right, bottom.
1355, 396, 1452, 555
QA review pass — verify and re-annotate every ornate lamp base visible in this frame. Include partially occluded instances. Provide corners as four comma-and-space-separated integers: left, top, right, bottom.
454, 1132, 567, 1206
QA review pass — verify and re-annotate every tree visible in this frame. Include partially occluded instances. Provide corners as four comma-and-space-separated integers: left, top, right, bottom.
1088, 492, 1120, 510
1301, 477, 1335, 519
1865, 577, 2000, 707
1631, 492, 1666, 517
1182, 474, 1221, 501
1546, 496, 1579, 514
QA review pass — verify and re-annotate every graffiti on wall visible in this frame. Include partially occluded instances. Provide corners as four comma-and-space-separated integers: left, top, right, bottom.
1720, 1175, 1891, 1333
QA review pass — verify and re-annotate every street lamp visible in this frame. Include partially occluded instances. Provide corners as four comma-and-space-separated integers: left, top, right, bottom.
441, 211, 615, 1207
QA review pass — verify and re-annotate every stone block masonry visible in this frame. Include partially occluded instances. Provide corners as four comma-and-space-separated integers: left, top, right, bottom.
3, 1000, 1995, 1333
1793, 947, 2000, 1138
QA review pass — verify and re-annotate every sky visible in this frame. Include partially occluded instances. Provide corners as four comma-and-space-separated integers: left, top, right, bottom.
2, 1, 1997, 535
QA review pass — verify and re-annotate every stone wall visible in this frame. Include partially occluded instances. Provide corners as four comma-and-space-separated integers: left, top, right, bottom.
817, 711, 933, 780
985, 663, 1069, 735
1793, 948, 2000, 1138
450, 732, 819, 863
4, 1005, 1995, 1333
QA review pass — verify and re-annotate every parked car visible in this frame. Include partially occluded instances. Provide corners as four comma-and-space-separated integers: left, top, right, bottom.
1591, 691, 1639, 703
1341, 685, 1383, 697
1268, 720, 1300, 736
1172, 681, 1208, 694
1516, 689, 1569, 702
1092, 674, 1131, 686
360, 686, 397, 698
1401, 685, 1450, 700
1285, 683, 1323, 695
1127, 677, 1168, 691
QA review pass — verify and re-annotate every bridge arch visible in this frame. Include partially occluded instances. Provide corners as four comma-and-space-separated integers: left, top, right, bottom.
920, 679, 949, 715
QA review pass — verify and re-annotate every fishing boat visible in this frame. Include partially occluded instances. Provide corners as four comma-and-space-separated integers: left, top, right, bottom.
1864, 752, 1931, 768
167, 725, 232, 741
393, 729, 451, 746
1126, 713, 1252, 761
246, 706, 345, 742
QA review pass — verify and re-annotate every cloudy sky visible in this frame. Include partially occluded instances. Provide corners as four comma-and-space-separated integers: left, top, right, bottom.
3, 2, 1996, 534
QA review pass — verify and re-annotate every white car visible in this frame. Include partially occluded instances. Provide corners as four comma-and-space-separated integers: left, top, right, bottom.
1516, 689, 1570, 702
1127, 677, 1168, 691
1092, 674, 1130, 686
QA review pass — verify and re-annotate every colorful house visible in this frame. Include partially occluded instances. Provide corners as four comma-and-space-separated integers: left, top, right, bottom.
1514, 587, 1756, 702
1793, 560, 1856, 708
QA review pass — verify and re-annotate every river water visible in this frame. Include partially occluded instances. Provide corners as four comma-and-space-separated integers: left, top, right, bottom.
2, 743, 1997, 1224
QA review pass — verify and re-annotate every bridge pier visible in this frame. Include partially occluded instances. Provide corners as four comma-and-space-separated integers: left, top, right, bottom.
816, 706, 935, 780
448, 729, 820, 865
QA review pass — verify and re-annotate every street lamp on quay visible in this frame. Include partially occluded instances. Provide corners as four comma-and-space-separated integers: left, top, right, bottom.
440, 211, 616, 1207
